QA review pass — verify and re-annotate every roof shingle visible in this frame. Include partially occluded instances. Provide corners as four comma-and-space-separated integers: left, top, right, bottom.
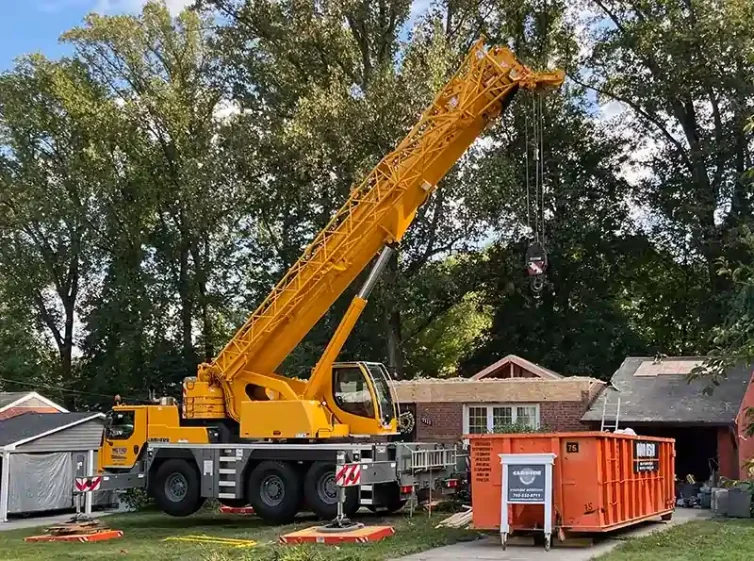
582, 357, 754, 425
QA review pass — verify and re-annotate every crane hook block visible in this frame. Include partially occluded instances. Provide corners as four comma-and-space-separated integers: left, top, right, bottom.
525, 241, 548, 277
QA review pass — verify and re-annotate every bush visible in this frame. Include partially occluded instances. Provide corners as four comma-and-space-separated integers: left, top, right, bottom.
119, 488, 156, 511
492, 422, 549, 434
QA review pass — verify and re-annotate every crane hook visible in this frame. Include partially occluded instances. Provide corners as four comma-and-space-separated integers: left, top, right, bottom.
525, 241, 547, 295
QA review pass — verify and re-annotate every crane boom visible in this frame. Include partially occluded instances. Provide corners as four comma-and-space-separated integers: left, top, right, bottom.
191, 39, 563, 422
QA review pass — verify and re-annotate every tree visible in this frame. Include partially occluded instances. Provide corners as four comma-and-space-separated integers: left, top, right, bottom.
0, 56, 107, 405
578, 0, 754, 330
63, 2, 249, 396
693, 115, 754, 448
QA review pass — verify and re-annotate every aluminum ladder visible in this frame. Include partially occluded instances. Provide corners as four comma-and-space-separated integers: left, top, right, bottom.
600, 393, 621, 432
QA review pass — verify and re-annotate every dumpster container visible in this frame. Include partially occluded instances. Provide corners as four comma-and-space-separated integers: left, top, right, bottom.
470, 432, 675, 534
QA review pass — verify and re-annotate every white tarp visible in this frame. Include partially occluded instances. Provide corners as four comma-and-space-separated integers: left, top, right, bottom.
8, 452, 72, 513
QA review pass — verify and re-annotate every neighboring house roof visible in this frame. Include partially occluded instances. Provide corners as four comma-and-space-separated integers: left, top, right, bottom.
0, 391, 68, 414
471, 354, 563, 381
0, 392, 29, 408
581, 357, 754, 425
0, 412, 104, 449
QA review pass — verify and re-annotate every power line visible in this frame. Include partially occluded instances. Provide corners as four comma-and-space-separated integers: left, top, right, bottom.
0, 375, 133, 401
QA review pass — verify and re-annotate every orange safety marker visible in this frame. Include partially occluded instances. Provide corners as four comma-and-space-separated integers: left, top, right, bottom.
279, 525, 395, 545
219, 505, 255, 515
24, 530, 124, 543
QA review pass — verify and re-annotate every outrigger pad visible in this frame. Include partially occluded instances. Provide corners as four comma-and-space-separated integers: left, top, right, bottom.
24, 530, 124, 543
279, 525, 395, 545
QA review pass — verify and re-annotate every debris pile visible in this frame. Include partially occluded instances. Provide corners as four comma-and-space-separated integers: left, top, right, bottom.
435, 506, 473, 529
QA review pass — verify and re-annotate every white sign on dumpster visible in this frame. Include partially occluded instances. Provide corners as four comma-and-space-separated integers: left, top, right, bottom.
499, 453, 556, 550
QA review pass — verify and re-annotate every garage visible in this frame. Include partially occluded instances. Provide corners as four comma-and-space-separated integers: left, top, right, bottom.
0, 411, 108, 522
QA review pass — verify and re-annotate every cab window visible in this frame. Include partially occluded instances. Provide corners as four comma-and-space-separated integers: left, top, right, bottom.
107, 410, 135, 440
333, 367, 375, 419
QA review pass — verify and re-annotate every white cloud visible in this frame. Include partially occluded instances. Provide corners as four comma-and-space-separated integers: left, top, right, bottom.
93, 0, 193, 15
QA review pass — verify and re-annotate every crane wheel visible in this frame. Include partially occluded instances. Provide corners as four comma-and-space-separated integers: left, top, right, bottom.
152, 459, 205, 517
303, 462, 359, 520
247, 461, 302, 524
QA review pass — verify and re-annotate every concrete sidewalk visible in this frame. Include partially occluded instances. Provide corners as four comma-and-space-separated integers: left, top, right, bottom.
394, 509, 712, 561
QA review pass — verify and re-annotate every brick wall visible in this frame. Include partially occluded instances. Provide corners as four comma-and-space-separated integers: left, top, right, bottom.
408, 397, 594, 443
414, 402, 464, 443
737, 370, 754, 478
540, 401, 591, 431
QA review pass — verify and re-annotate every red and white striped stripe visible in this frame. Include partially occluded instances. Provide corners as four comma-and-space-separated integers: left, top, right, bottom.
335, 463, 362, 487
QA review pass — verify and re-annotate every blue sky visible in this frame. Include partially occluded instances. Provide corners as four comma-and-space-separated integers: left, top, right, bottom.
0, 1, 195, 70
0, 0, 433, 71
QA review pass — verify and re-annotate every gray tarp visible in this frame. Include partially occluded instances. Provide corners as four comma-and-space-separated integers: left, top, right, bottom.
8, 452, 72, 513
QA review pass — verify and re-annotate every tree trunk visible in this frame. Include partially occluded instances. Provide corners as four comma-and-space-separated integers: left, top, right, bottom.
198, 235, 213, 361
385, 308, 404, 380
178, 210, 194, 372
383, 251, 404, 379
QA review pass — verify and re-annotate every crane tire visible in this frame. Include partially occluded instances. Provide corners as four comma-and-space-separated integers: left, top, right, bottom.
247, 461, 302, 524
153, 459, 205, 517
303, 462, 359, 520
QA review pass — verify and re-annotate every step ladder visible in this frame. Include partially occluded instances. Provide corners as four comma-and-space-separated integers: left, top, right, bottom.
600, 393, 621, 432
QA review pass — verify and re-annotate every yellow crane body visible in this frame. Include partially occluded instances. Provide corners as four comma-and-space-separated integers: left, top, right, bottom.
182, 40, 563, 439
100, 40, 563, 467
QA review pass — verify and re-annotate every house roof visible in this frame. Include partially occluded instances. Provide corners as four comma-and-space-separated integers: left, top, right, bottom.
581, 357, 754, 425
0, 412, 103, 449
0, 392, 30, 409
471, 354, 563, 381
0, 391, 68, 413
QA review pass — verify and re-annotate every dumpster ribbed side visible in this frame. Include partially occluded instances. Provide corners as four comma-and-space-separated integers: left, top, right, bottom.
469, 432, 675, 534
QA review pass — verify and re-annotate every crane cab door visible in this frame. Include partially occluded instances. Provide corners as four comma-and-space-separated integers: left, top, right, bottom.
326, 362, 398, 436
100, 407, 147, 470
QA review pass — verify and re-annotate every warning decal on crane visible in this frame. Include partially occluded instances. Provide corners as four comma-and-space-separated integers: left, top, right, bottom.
74, 476, 102, 493
335, 464, 362, 487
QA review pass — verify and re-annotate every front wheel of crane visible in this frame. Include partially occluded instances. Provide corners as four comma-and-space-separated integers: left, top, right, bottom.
303, 462, 359, 520
153, 459, 205, 517
247, 461, 302, 524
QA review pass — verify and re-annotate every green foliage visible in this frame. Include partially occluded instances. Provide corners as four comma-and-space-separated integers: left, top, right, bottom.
492, 422, 549, 434
1, 0, 754, 410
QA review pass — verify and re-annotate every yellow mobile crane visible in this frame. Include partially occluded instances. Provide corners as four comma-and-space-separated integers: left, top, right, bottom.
95, 39, 562, 523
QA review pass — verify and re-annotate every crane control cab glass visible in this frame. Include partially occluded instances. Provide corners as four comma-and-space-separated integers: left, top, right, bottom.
332, 361, 397, 429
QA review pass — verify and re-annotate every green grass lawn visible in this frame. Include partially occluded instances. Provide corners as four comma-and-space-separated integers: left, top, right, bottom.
0, 510, 472, 561
598, 518, 754, 561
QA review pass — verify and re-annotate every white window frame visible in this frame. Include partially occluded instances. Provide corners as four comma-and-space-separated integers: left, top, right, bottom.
462, 403, 540, 434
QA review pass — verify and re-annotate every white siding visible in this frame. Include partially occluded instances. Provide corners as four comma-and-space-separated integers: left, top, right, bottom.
15, 419, 104, 453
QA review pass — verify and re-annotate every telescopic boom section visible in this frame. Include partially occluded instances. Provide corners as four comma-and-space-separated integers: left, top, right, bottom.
196, 40, 563, 418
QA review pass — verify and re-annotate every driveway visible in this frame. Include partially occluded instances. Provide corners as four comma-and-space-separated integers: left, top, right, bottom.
394, 509, 712, 561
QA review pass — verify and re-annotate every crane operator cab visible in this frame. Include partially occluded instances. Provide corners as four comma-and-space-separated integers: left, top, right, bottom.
237, 360, 399, 440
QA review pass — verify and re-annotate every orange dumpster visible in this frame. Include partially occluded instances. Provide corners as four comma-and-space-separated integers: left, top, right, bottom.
470, 432, 675, 534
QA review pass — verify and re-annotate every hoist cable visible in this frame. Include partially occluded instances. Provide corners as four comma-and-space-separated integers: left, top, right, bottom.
532, 95, 540, 242
539, 93, 546, 247
524, 117, 530, 230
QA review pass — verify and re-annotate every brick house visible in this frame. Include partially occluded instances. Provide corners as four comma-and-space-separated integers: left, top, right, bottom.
0, 392, 67, 421
394, 355, 605, 443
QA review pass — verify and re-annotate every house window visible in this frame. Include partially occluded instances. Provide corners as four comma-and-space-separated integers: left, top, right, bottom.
463, 404, 540, 433
467, 406, 489, 434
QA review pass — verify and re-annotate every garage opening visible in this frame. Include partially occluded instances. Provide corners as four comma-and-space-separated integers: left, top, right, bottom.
631, 424, 719, 482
